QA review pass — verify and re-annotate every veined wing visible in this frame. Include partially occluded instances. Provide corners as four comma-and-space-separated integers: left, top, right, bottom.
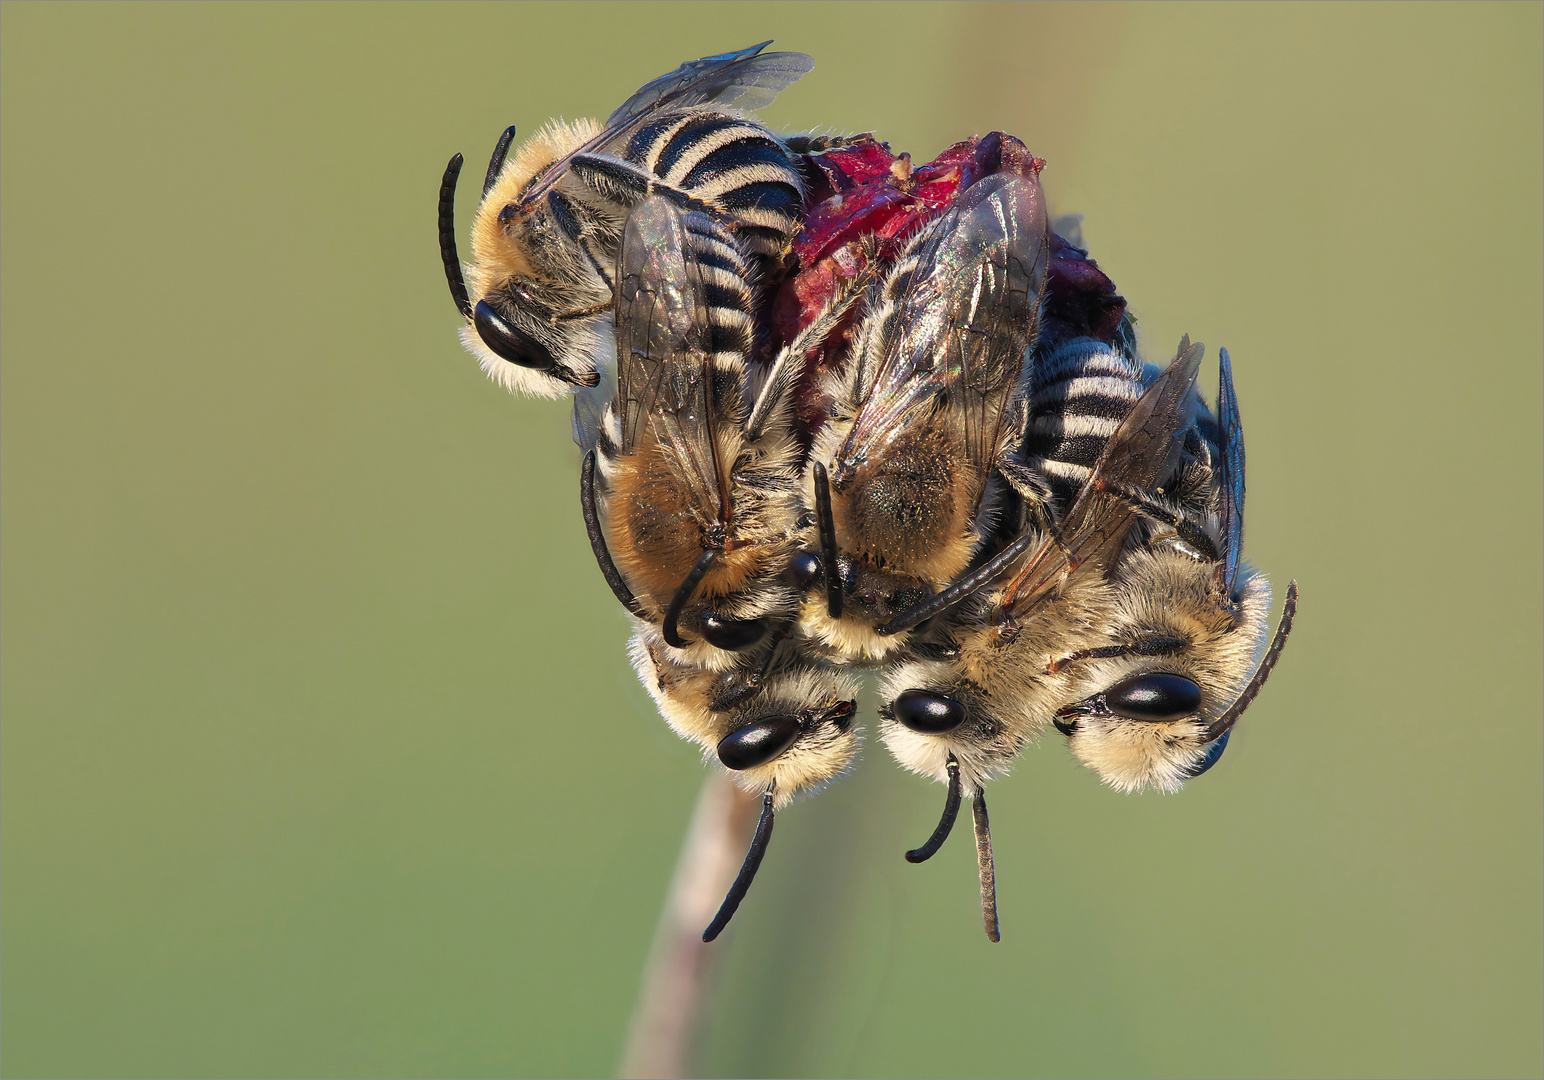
1215, 347, 1245, 594
614, 197, 729, 528
835, 174, 1049, 515
521, 41, 813, 207
1000, 338, 1205, 618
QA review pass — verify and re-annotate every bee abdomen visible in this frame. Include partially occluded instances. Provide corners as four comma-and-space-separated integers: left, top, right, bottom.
621, 110, 804, 258
1021, 339, 1149, 506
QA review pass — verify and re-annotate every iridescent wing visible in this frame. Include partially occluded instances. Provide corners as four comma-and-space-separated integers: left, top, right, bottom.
520, 41, 813, 207
1000, 338, 1205, 619
613, 197, 729, 527
1215, 347, 1245, 594
833, 174, 1050, 515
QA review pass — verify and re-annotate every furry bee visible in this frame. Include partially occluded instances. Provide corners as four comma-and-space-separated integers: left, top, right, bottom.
438, 41, 827, 398
874, 339, 1296, 940
792, 173, 1051, 668
581, 196, 870, 940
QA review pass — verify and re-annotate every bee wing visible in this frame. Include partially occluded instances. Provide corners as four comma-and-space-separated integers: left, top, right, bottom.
1215, 347, 1245, 593
614, 198, 728, 525
1002, 338, 1205, 618
836, 175, 1050, 512
522, 42, 813, 206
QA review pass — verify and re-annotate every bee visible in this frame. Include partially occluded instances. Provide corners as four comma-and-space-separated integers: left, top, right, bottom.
873, 339, 1297, 940
791, 172, 1052, 667
437, 41, 826, 398
580, 196, 870, 940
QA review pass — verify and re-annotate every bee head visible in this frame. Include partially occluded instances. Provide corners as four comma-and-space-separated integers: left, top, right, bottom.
712, 671, 863, 809
1050, 564, 1296, 792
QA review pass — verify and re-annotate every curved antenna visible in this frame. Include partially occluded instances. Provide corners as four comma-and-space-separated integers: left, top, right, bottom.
1206, 579, 1298, 742
812, 462, 842, 619
581, 451, 647, 617
875, 528, 1038, 637
905, 755, 962, 863
439, 154, 472, 319
483, 125, 517, 197
702, 786, 775, 942
972, 790, 1000, 943
661, 548, 718, 648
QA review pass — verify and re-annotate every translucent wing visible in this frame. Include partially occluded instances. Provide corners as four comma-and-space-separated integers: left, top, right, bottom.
613, 198, 728, 527
521, 41, 813, 206
1000, 338, 1205, 618
834, 175, 1050, 516
1215, 347, 1245, 593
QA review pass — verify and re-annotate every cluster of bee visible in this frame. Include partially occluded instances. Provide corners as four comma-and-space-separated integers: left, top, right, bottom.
438, 43, 1297, 943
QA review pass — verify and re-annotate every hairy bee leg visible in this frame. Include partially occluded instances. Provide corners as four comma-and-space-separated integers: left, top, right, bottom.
905, 756, 962, 863
1094, 479, 1220, 562
874, 526, 1040, 638
812, 463, 842, 620
1045, 634, 1190, 674
746, 257, 882, 442
567, 153, 719, 216
702, 788, 775, 942
782, 131, 874, 153
581, 451, 647, 617
661, 548, 719, 649
972, 790, 1000, 943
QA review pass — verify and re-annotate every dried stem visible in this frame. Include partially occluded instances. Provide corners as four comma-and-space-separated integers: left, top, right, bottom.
618, 773, 760, 1079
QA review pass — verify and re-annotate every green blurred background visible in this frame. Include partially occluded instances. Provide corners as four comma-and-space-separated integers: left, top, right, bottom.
3, 2, 1540, 1076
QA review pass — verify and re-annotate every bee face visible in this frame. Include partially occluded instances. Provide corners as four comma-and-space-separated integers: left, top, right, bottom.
632, 632, 862, 808
1051, 551, 1276, 792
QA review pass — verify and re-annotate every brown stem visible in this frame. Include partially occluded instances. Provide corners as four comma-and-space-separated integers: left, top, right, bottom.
618, 774, 760, 1079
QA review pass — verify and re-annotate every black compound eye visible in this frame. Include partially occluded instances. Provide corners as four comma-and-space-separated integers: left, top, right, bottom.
1185, 729, 1231, 778
789, 551, 823, 589
717, 715, 802, 770
892, 689, 967, 734
1105, 673, 1203, 722
697, 612, 769, 652
474, 300, 556, 371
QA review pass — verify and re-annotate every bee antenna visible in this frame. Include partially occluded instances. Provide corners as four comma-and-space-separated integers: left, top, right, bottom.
483, 125, 517, 197
875, 529, 1039, 636
703, 787, 775, 942
1206, 579, 1298, 742
972, 788, 1000, 943
905, 755, 962, 863
581, 451, 647, 618
439, 153, 472, 319
812, 462, 842, 619
662, 548, 719, 648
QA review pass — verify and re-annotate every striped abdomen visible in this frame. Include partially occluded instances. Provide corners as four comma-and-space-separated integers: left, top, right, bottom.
618, 109, 804, 258
1020, 338, 1219, 510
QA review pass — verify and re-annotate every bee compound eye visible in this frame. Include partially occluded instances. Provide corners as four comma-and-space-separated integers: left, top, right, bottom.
892, 689, 967, 734
1104, 672, 1203, 722
716, 715, 803, 771
789, 551, 823, 589
1184, 729, 1231, 778
473, 300, 557, 371
697, 612, 770, 652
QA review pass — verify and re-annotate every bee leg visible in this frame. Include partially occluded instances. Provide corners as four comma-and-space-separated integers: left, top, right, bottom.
581, 451, 647, 618
1045, 634, 1189, 674
783, 131, 875, 153
1096, 480, 1220, 562
567, 154, 718, 216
